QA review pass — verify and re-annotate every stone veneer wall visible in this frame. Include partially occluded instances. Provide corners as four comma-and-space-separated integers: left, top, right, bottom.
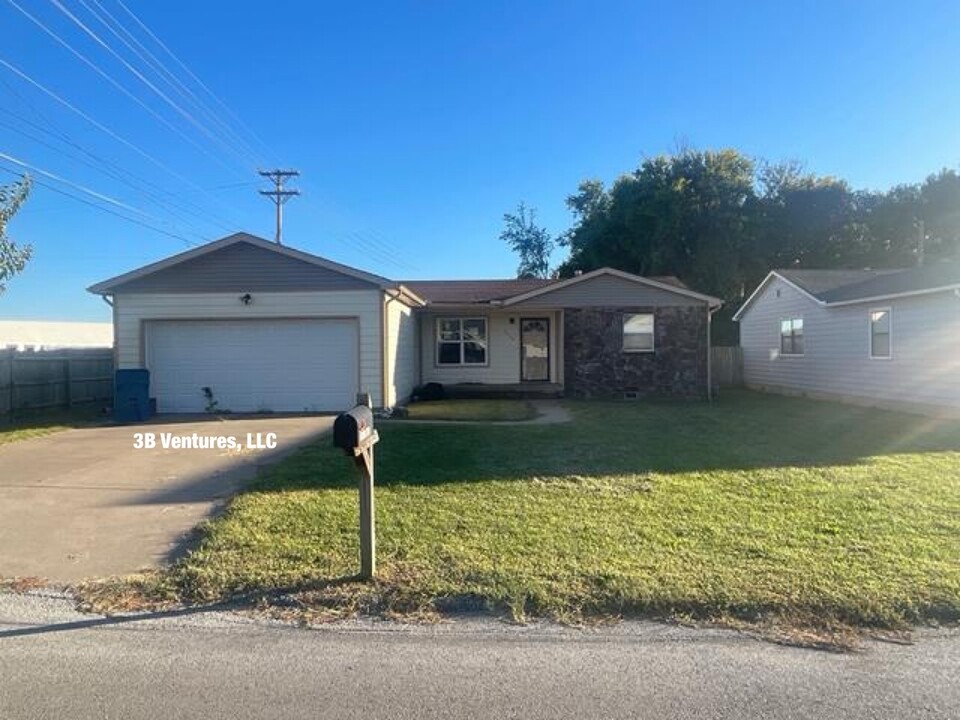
563, 306, 708, 399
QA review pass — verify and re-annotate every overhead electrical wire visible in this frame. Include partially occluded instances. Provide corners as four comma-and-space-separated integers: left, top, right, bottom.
0, 163, 198, 247
0, 149, 207, 242
3, 0, 417, 271
47, 0, 260, 171
0, 55, 246, 227
80, 0, 269, 169
4, 0, 249, 180
0, 76, 245, 233
0, 112, 237, 234
62, 0, 413, 272
113, 0, 280, 167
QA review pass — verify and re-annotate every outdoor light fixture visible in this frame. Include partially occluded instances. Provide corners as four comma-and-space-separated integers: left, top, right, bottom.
240, 293, 253, 305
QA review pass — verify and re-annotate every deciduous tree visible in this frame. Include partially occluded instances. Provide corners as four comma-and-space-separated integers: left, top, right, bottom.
0, 175, 31, 294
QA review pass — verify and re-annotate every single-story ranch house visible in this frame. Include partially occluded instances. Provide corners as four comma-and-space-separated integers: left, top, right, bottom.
88, 232, 722, 413
734, 263, 960, 415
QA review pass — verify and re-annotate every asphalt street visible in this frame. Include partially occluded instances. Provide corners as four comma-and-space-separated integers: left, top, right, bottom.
0, 592, 957, 719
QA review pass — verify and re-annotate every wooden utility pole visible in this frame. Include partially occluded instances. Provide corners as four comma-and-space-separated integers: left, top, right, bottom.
258, 169, 300, 245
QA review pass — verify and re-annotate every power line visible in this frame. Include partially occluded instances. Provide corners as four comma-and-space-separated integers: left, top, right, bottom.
0, 97, 243, 233
4, 0, 248, 180
113, 0, 280, 167
47, 0, 258, 172
0, 149, 206, 241
0, 111, 236, 234
80, 0, 270, 169
0, 163, 198, 247
0, 55, 247, 226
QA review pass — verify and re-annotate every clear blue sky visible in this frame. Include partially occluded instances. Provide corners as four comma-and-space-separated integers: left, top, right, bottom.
2, 0, 959, 321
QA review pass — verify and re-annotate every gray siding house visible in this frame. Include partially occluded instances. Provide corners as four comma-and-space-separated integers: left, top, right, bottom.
88, 232, 721, 413
734, 263, 960, 415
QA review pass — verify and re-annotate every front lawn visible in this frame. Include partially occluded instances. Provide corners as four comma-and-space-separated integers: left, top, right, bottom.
86, 391, 960, 636
403, 399, 536, 422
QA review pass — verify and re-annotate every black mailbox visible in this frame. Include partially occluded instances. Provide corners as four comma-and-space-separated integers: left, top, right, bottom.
333, 405, 374, 451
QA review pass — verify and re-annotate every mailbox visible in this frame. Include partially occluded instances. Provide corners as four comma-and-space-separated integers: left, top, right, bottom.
333, 404, 374, 452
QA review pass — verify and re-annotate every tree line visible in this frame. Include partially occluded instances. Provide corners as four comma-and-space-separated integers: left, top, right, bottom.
502, 149, 960, 340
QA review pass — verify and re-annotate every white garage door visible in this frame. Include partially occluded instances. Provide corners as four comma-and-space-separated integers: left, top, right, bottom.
146, 318, 359, 413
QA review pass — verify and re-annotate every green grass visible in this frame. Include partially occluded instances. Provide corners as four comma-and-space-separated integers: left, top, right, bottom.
91, 391, 960, 632
404, 399, 536, 422
0, 407, 104, 445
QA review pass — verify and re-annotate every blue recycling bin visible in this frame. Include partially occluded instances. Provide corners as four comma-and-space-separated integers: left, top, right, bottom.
114, 369, 152, 423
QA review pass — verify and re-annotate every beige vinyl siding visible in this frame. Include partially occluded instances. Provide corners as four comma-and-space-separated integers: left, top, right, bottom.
419, 310, 561, 385
511, 274, 704, 308
739, 276, 960, 410
114, 290, 386, 407
384, 296, 417, 406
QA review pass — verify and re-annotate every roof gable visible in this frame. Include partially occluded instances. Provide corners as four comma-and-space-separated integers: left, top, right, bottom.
503, 268, 722, 307
88, 233, 393, 294
735, 263, 960, 320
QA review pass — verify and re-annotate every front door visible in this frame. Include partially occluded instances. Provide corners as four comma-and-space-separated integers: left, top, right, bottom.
520, 318, 550, 382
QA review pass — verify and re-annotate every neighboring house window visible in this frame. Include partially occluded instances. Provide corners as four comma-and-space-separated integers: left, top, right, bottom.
870, 308, 892, 359
780, 317, 804, 356
623, 313, 655, 352
436, 318, 487, 365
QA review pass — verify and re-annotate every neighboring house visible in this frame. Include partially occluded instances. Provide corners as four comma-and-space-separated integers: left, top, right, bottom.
88, 232, 721, 413
734, 263, 960, 414
0, 320, 113, 351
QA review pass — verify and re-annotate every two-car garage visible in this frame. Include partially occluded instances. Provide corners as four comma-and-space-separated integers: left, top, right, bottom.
89, 233, 417, 413
145, 318, 359, 413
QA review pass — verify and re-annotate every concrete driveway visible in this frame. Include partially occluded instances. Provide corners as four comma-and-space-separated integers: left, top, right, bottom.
0, 415, 334, 583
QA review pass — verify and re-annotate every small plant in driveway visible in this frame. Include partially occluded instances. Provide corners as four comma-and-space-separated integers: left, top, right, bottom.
201, 387, 220, 414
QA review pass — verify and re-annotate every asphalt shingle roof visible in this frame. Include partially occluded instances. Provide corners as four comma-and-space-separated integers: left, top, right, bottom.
818, 262, 960, 303
775, 263, 960, 303
403, 275, 689, 304
776, 269, 900, 297
401, 279, 554, 304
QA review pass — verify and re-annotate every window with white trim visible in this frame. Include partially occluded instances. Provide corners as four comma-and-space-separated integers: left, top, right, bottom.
780, 317, 804, 356
870, 308, 891, 359
436, 318, 487, 365
622, 313, 655, 352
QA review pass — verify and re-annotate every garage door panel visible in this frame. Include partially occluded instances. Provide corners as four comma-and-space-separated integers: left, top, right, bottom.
146, 319, 358, 413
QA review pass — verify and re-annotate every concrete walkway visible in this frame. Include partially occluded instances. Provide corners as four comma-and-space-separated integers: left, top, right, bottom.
0, 415, 333, 583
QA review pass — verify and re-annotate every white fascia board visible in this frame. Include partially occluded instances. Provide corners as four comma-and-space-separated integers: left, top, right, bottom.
732, 271, 825, 321
502, 267, 722, 308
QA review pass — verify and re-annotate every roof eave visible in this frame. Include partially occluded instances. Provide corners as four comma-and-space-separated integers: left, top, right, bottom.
824, 283, 960, 307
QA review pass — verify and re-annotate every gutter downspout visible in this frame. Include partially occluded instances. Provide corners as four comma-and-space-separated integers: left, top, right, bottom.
706, 304, 715, 402
101, 294, 119, 377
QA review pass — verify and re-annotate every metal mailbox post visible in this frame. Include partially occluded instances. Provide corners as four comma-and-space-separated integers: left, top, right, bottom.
333, 404, 379, 579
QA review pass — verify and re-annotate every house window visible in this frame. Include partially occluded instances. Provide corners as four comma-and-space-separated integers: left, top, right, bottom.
623, 313, 655, 352
870, 308, 891, 359
780, 317, 804, 356
436, 318, 487, 365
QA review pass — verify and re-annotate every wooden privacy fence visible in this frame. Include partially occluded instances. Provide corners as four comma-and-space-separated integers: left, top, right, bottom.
0, 347, 113, 417
711, 346, 743, 387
